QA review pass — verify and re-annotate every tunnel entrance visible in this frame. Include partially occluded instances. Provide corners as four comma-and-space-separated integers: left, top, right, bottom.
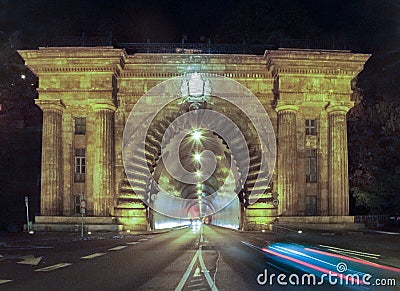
151, 126, 242, 229
121, 73, 276, 231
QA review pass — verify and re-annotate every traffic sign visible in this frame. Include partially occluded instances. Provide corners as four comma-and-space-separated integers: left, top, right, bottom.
80, 199, 87, 209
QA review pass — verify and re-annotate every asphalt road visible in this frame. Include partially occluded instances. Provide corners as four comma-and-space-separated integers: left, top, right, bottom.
0, 226, 399, 290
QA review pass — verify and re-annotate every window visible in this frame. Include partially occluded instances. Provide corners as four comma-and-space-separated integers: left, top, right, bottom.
306, 148, 317, 183
74, 148, 86, 183
74, 117, 86, 135
305, 119, 317, 135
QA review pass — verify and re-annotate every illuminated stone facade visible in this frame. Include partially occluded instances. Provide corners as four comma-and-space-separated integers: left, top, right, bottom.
19, 47, 369, 230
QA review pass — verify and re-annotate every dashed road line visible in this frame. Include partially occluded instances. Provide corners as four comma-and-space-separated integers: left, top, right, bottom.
138, 238, 148, 241
35, 263, 72, 272
0, 280, 12, 285
109, 246, 127, 251
81, 253, 106, 259
127, 242, 140, 245
17, 255, 43, 265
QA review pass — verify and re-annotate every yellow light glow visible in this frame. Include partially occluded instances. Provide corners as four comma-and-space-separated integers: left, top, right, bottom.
197, 189, 202, 194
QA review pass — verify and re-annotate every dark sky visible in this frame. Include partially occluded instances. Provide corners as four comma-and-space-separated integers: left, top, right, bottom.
1, 0, 399, 51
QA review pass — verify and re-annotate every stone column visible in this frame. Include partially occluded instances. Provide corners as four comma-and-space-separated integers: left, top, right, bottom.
35, 99, 64, 215
276, 105, 298, 216
91, 101, 116, 216
327, 105, 350, 215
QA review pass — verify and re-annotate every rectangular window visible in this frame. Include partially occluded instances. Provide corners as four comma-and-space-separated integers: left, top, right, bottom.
306, 148, 317, 183
74, 117, 86, 135
74, 148, 86, 183
305, 119, 317, 135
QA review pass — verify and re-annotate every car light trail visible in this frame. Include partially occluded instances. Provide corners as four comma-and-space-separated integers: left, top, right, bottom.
261, 248, 363, 285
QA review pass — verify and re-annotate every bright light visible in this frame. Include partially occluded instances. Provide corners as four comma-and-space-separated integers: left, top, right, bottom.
21, 74, 26, 79
29, 230, 34, 234
298, 230, 303, 234
193, 153, 201, 162
87, 231, 92, 235
192, 130, 202, 142
197, 189, 202, 194
127, 229, 131, 233
195, 171, 202, 178
196, 183, 202, 188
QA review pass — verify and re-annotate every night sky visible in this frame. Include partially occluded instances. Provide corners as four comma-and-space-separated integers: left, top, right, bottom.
0, 0, 398, 51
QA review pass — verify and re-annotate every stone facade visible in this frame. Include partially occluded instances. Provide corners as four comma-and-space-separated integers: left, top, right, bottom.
19, 47, 370, 230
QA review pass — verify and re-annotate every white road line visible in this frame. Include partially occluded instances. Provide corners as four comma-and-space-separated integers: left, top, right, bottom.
109, 246, 127, 251
138, 238, 148, 241
0, 280, 12, 284
198, 248, 218, 291
372, 230, 400, 235
35, 263, 72, 272
81, 253, 106, 259
17, 255, 43, 265
193, 266, 201, 277
175, 250, 200, 291
319, 245, 381, 257
127, 242, 140, 245
188, 283, 204, 287
190, 278, 203, 282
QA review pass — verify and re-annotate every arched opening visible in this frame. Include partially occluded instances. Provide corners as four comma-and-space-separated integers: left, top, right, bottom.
120, 73, 276, 231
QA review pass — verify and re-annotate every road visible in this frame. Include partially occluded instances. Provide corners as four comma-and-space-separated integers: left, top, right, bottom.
0, 226, 399, 290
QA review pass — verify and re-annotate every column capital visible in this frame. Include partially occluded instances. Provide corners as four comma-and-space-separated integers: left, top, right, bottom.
326, 101, 354, 114
275, 104, 299, 113
35, 99, 65, 112
89, 99, 116, 112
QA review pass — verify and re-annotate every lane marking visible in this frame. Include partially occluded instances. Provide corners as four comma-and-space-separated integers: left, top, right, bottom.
175, 250, 200, 291
190, 278, 203, 282
0, 280, 12, 284
318, 245, 380, 258
193, 266, 201, 277
17, 255, 43, 266
138, 238, 148, 241
127, 242, 140, 245
81, 253, 106, 259
109, 246, 127, 251
198, 247, 218, 291
35, 263, 72, 272
372, 230, 400, 235
188, 283, 205, 288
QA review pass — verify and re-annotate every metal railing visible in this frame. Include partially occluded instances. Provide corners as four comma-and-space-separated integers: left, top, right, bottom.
36, 36, 356, 54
